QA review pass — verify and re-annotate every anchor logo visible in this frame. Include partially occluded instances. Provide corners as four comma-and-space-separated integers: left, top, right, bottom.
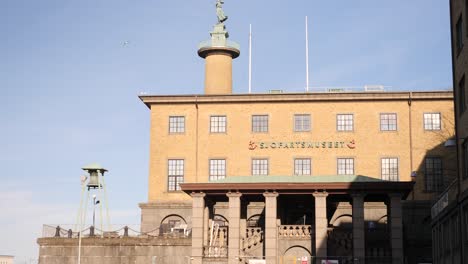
248, 141, 257, 150
347, 139, 356, 149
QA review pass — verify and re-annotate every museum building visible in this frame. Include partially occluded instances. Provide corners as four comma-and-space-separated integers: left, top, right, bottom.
137, 8, 456, 263
36, 3, 457, 264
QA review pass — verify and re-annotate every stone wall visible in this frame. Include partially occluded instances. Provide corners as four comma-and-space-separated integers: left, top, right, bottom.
37, 237, 191, 264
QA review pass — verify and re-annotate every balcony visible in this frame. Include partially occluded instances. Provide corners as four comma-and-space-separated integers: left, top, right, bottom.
278, 225, 312, 238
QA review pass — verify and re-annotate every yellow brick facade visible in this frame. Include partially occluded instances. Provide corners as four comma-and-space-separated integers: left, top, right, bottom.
142, 92, 455, 203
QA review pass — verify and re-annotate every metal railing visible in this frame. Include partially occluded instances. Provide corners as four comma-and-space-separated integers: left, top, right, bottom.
198, 39, 240, 50
42, 224, 192, 238
432, 178, 458, 219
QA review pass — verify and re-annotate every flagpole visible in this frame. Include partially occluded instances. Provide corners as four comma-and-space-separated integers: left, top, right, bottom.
248, 24, 252, 94
305, 16, 310, 92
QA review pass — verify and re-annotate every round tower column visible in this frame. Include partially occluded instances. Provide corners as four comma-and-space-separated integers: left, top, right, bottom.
203, 51, 235, 94
198, 1, 240, 95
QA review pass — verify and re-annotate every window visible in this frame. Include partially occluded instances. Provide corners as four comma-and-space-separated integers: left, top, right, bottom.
337, 114, 354, 131
456, 15, 464, 53
380, 113, 397, 131
294, 158, 311, 175
210, 115, 227, 133
425, 157, 443, 192
459, 76, 466, 114
294, 114, 311, 132
252, 159, 268, 175
169, 116, 185, 133
337, 158, 354, 175
209, 159, 226, 181
466, 0, 468, 36
463, 141, 468, 179
168, 219, 181, 228
252, 115, 268, 132
381, 158, 399, 181
424, 113, 441, 130
168, 159, 184, 191
464, 205, 468, 243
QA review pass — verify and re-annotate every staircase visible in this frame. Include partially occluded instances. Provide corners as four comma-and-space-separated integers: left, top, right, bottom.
241, 227, 264, 263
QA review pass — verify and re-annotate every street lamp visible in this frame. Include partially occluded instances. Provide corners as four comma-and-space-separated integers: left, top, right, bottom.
92, 194, 100, 227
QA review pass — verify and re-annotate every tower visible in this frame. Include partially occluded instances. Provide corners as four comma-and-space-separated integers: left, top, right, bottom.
198, 0, 240, 95
76, 163, 111, 235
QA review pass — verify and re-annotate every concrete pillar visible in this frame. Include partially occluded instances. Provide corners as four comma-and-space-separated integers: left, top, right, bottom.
191, 192, 206, 264
203, 204, 210, 247
263, 192, 279, 264
351, 193, 365, 261
313, 191, 329, 259
389, 193, 403, 264
227, 192, 242, 264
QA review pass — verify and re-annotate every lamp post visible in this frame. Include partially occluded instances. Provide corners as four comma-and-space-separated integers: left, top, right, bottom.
92, 194, 100, 228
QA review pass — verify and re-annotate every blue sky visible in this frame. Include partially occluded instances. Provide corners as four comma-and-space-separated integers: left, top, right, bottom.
0, 0, 452, 262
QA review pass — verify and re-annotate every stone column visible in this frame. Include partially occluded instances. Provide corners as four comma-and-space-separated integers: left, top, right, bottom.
263, 192, 279, 264
191, 192, 206, 264
351, 193, 365, 261
389, 193, 403, 264
203, 204, 210, 247
313, 191, 329, 259
227, 192, 242, 264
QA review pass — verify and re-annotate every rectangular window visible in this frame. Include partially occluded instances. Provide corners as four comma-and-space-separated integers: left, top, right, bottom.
381, 158, 399, 181
425, 157, 443, 192
209, 159, 226, 181
252, 159, 268, 175
294, 158, 311, 175
168, 159, 184, 191
294, 114, 311, 132
459, 76, 466, 114
463, 141, 468, 179
210, 115, 227, 133
169, 116, 185, 133
424, 113, 441, 130
464, 206, 468, 243
453, 214, 460, 249
337, 158, 354, 175
380, 113, 397, 131
252, 115, 268, 132
456, 15, 464, 53
337, 114, 354, 131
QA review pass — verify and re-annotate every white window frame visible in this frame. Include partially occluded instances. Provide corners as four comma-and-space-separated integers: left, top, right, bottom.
209, 159, 226, 181
294, 158, 311, 175
294, 114, 311, 132
423, 113, 441, 131
337, 114, 354, 131
168, 159, 184, 191
169, 116, 185, 133
337, 158, 354, 175
210, 115, 227, 133
380, 113, 397, 131
381, 157, 399, 181
425, 157, 443, 192
252, 115, 269, 133
252, 158, 268, 175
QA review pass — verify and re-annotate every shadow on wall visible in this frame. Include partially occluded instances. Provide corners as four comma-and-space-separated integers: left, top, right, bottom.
412, 137, 457, 200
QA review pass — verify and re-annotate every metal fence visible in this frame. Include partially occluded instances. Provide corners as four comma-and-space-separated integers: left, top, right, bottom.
42, 224, 191, 238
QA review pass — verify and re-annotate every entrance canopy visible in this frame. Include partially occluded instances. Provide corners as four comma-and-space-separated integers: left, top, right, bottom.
181, 175, 414, 197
